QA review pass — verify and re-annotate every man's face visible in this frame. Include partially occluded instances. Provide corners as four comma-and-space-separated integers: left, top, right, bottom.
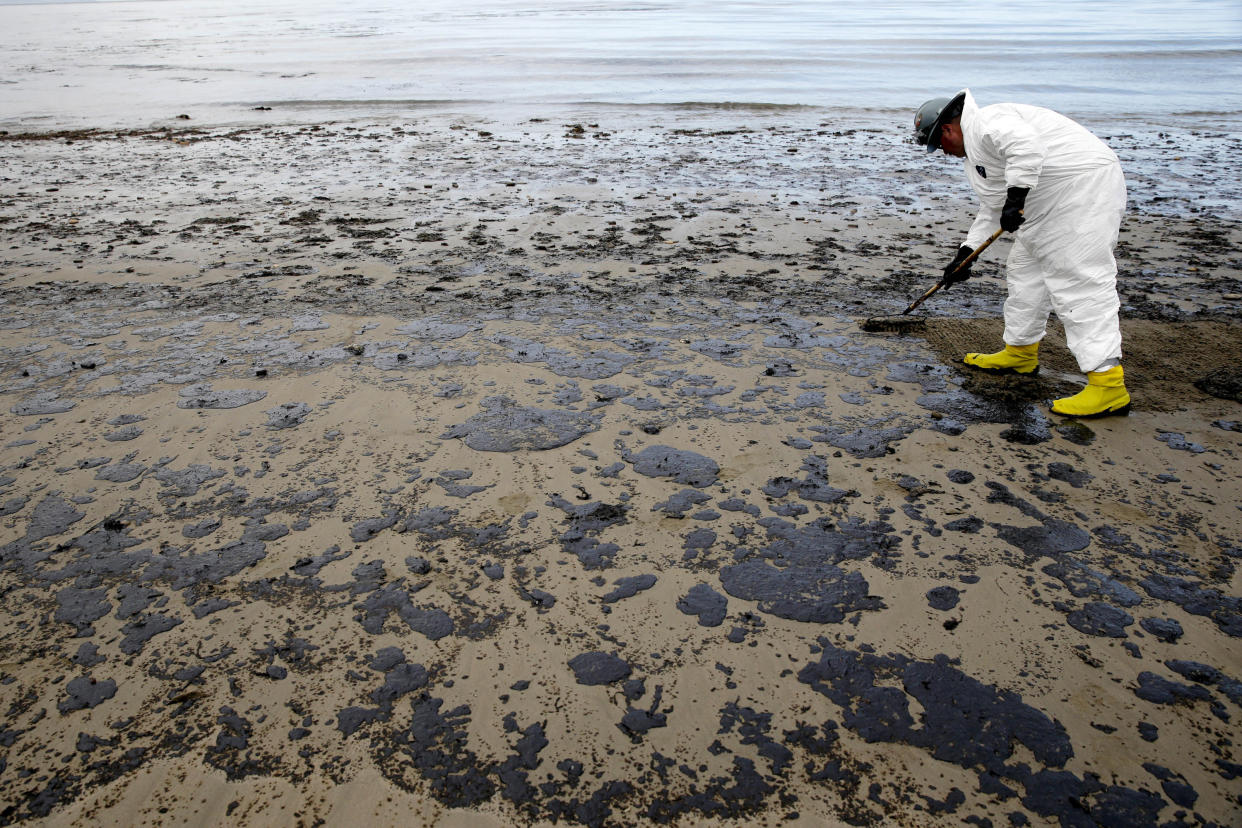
939, 121, 966, 158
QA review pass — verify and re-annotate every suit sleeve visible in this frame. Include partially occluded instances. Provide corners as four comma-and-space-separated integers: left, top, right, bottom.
963, 115, 1045, 248
965, 205, 1000, 250
964, 146, 1001, 248
991, 111, 1046, 190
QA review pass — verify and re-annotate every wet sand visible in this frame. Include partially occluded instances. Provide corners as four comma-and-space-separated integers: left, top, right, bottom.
2, 112, 1241, 827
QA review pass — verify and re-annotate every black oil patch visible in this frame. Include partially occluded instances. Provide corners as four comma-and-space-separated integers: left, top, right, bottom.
1066, 602, 1134, 638
1166, 660, 1242, 707
54, 587, 111, 636
350, 512, 399, 543
720, 561, 879, 624
677, 583, 728, 627
176, 387, 267, 409
1155, 430, 1206, 453
10, 392, 76, 415
1, 494, 86, 572
1041, 559, 1143, 607
1047, 462, 1091, 488
626, 445, 720, 487
1193, 366, 1242, 402
1139, 617, 1183, 643
798, 641, 1072, 771
944, 516, 984, 533
986, 482, 1091, 562
548, 497, 627, 570
618, 685, 668, 742
806, 422, 916, 458
717, 701, 794, 776
182, 517, 221, 539
119, 613, 183, 654
95, 462, 146, 483
371, 662, 430, 708
375, 694, 638, 818
926, 586, 960, 611
354, 582, 454, 640
761, 455, 854, 504
151, 464, 227, 498
264, 401, 312, 429
1139, 573, 1242, 637
994, 518, 1091, 560
602, 574, 657, 603
1133, 672, 1213, 706
916, 369, 1056, 444
142, 540, 267, 590
58, 676, 118, 714
441, 396, 601, 451
568, 652, 632, 685
794, 641, 1168, 825
1054, 419, 1096, 445
652, 488, 711, 517
719, 515, 896, 622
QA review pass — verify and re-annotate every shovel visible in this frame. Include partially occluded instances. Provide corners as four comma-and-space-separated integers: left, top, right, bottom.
861, 226, 1006, 333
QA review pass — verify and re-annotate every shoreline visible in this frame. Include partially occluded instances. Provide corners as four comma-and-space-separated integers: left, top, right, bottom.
3, 106, 1241, 223
2, 116, 1241, 826
4, 101, 1241, 149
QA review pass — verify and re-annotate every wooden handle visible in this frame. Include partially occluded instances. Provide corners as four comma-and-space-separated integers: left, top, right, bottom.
901, 226, 1006, 315
947, 226, 1005, 276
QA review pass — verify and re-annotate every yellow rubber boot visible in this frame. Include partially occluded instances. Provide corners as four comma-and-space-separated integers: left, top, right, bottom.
1051, 365, 1131, 417
963, 343, 1039, 375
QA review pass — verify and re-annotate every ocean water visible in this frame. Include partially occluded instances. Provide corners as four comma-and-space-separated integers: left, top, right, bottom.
1, 0, 1240, 131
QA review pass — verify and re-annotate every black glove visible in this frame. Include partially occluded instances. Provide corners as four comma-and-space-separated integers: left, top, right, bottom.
942, 245, 975, 286
1000, 186, 1028, 232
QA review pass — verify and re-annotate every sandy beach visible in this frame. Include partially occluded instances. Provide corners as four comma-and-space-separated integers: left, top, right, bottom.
2, 110, 1241, 827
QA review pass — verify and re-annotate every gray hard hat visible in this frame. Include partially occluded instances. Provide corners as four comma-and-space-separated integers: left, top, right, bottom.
913, 92, 965, 152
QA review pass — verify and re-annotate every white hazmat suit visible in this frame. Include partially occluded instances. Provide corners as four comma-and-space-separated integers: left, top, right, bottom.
957, 89, 1127, 373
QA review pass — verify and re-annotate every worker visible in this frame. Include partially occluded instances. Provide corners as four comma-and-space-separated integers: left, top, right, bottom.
913, 89, 1131, 417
